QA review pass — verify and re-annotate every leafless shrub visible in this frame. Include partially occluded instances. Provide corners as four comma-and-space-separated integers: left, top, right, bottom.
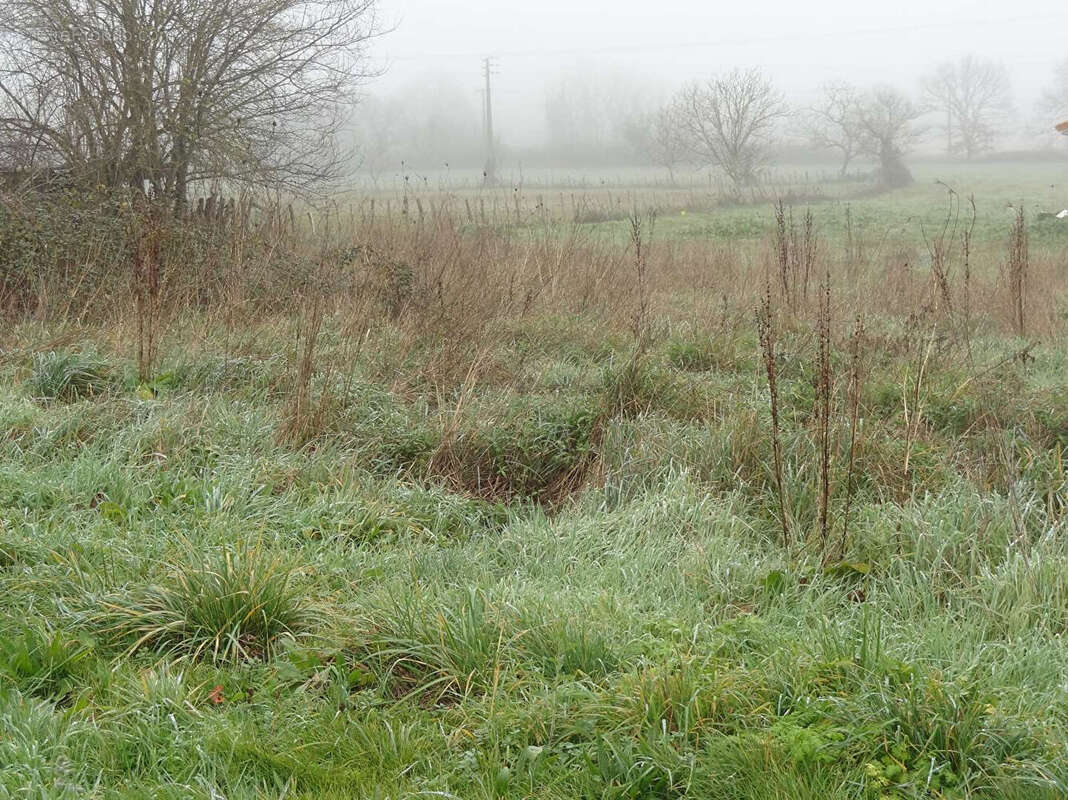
672, 69, 786, 188
773, 200, 818, 310
902, 323, 937, 494
922, 186, 960, 315
960, 195, 976, 354
2, 183, 1064, 394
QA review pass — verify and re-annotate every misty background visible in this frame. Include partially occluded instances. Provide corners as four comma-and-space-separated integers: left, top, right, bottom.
351, 0, 1068, 178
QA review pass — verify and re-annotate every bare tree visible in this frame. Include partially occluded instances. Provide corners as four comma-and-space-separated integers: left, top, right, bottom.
1040, 59, 1068, 120
352, 80, 482, 185
623, 106, 685, 183
350, 95, 405, 188
805, 82, 863, 176
922, 55, 1012, 159
672, 68, 785, 187
855, 87, 922, 189
0, 0, 380, 208
543, 68, 656, 165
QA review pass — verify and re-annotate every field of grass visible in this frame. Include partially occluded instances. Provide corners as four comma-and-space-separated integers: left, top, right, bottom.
1, 163, 1066, 798
346, 161, 1068, 234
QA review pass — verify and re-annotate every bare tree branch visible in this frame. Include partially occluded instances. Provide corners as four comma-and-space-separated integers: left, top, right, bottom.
0, 0, 382, 206
671, 68, 785, 188
1040, 59, 1068, 123
622, 105, 685, 183
804, 81, 863, 176
855, 86, 922, 189
922, 55, 1012, 159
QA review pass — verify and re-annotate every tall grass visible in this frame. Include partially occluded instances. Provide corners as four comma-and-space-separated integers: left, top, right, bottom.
100, 544, 315, 663
27, 350, 113, 402
757, 280, 790, 546
0, 178, 1065, 798
1006, 205, 1029, 337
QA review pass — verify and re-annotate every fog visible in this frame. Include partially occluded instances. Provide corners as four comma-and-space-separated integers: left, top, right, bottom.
352, 0, 1068, 172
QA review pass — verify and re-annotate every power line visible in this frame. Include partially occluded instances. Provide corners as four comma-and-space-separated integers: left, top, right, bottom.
382, 13, 1060, 62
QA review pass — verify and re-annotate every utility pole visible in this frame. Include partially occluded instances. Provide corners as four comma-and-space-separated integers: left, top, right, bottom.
482, 57, 497, 186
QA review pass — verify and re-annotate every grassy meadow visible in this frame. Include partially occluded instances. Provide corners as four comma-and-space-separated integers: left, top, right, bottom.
0, 161, 1067, 798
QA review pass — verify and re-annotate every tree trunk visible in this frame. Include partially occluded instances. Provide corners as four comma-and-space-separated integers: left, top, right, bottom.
839, 151, 851, 178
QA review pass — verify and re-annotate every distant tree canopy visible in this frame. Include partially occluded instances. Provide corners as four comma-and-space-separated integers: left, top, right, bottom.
855, 87, 921, 188
352, 80, 483, 182
0, 0, 380, 208
671, 69, 786, 187
921, 55, 1012, 159
1041, 59, 1068, 123
804, 82, 864, 176
804, 83, 922, 184
621, 106, 685, 183
542, 70, 656, 164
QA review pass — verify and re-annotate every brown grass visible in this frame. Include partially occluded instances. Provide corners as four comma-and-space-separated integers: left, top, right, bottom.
1005, 205, 1029, 338
757, 279, 790, 547
2, 189, 1065, 406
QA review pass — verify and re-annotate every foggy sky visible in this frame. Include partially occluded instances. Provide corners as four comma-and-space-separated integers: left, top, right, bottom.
363, 0, 1068, 149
